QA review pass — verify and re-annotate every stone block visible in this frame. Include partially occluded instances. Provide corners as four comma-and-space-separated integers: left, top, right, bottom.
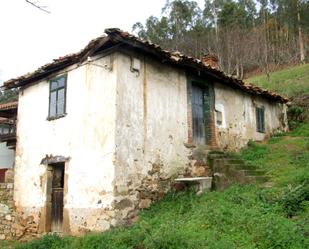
114, 198, 133, 210
5, 169, 14, 183
6, 183, 13, 189
97, 219, 111, 231
192, 165, 207, 177
139, 199, 151, 209
5, 214, 12, 221
0, 204, 10, 215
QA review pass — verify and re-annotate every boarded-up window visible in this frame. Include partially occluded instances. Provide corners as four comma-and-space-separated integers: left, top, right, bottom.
49, 75, 67, 118
256, 107, 265, 133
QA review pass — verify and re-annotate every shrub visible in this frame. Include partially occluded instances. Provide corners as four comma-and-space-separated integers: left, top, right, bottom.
279, 180, 309, 217
14, 234, 70, 249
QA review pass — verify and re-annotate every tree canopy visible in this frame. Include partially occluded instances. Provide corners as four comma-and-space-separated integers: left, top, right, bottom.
133, 0, 309, 78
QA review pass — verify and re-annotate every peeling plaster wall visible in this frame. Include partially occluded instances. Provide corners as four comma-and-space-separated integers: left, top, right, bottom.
214, 82, 288, 150
114, 53, 190, 213
14, 55, 117, 235
13, 49, 288, 236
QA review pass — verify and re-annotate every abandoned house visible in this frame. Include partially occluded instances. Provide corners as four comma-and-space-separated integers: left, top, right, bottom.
2, 28, 288, 236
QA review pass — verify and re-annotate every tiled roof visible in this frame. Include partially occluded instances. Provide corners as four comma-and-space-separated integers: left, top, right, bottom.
3, 28, 288, 103
0, 101, 18, 111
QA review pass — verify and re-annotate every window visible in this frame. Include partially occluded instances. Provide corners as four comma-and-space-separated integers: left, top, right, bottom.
49, 75, 67, 119
215, 110, 223, 126
0, 125, 9, 135
256, 106, 265, 133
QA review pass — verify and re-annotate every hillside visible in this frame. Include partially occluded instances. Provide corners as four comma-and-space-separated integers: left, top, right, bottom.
1, 123, 308, 249
246, 63, 309, 98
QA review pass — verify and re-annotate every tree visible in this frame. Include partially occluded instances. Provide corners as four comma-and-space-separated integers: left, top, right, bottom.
132, 0, 309, 78
297, 0, 305, 62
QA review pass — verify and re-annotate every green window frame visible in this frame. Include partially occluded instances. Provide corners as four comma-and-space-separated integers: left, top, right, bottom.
256, 106, 265, 133
48, 75, 67, 119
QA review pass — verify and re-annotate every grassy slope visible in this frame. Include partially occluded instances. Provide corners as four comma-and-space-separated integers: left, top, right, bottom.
2, 124, 308, 249
246, 63, 309, 98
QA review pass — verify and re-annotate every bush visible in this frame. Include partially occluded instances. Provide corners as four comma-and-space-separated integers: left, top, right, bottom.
14, 234, 71, 249
279, 180, 309, 217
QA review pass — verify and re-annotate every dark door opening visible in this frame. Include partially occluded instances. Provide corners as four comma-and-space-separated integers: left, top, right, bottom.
50, 163, 65, 233
192, 84, 211, 144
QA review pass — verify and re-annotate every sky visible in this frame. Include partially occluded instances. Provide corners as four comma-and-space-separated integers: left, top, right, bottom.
0, 0, 205, 84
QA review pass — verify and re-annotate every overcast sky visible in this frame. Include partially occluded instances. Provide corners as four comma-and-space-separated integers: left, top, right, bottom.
0, 0, 204, 83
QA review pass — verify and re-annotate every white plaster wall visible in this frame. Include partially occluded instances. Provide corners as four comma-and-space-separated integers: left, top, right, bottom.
14, 55, 117, 233
0, 143, 14, 168
214, 82, 287, 150
13, 49, 289, 234
114, 53, 190, 191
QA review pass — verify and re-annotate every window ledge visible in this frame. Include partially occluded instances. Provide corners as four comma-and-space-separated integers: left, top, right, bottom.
47, 113, 67, 121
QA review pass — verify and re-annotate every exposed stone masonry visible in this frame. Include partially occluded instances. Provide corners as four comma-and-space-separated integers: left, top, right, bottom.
0, 181, 15, 240
0, 171, 39, 241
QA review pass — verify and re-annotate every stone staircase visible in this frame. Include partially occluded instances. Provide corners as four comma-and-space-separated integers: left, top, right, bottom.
178, 145, 269, 193
207, 150, 269, 190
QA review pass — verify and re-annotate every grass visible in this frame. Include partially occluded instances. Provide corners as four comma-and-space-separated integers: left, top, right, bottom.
2, 123, 309, 249
246, 63, 309, 98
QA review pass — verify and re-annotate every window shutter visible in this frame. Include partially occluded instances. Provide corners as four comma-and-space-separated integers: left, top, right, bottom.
261, 108, 265, 132
256, 107, 265, 133
256, 107, 260, 132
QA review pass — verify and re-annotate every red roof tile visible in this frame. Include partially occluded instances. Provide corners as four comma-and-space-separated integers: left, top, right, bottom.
4, 28, 288, 103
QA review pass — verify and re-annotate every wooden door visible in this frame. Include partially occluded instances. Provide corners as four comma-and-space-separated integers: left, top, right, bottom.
51, 164, 64, 233
192, 84, 211, 144
192, 85, 205, 144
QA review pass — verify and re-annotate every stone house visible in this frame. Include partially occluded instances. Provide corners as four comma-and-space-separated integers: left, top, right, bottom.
3, 28, 288, 236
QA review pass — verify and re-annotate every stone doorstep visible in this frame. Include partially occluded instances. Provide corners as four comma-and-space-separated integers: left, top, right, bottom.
175, 177, 213, 195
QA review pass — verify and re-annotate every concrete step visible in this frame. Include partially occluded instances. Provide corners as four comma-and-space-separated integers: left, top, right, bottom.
245, 175, 270, 183
211, 151, 269, 190
240, 169, 266, 176
225, 159, 245, 164
206, 146, 223, 151
232, 164, 258, 170
213, 158, 245, 165
207, 150, 225, 155
208, 154, 227, 159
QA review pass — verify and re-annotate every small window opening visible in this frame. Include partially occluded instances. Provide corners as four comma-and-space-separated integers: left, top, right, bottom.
256, 106, 265, 133
215, 110, 223, 126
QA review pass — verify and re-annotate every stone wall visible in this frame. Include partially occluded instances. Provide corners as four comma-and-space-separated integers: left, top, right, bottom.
0, 176, 39, 241
0, 182, 15, 240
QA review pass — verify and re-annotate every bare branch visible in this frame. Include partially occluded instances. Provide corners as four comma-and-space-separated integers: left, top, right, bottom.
25, 0, 50, 14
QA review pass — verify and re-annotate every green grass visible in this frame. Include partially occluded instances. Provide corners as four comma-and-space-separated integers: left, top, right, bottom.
246, 63, 309, 98
3, 124, 309, 249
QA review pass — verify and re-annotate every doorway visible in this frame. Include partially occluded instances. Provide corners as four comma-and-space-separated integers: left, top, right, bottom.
191, 83, 212, 144
49, 163, 65, 233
